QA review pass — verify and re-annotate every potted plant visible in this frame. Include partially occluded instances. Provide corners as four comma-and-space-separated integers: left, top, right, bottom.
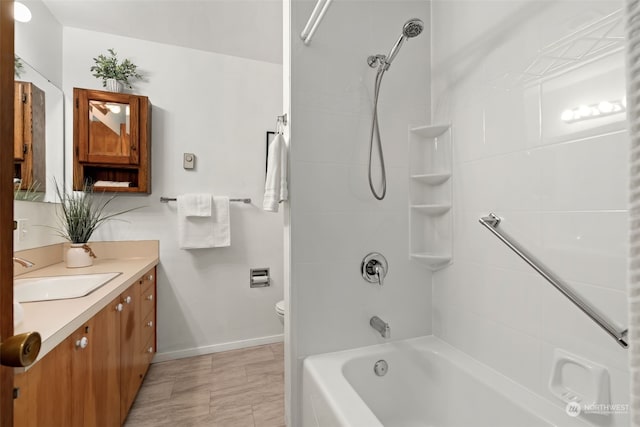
54, 181, 141, 268
90, 48, 142, 93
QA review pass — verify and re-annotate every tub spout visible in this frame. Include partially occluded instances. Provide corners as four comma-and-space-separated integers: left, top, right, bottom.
370, 316, 390, 338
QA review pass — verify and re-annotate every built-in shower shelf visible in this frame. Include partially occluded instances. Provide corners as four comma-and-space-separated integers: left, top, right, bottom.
410, 204, 451, 216
411, 173, 451, 185
409, 253, 451, 269
410, 124, 450, 138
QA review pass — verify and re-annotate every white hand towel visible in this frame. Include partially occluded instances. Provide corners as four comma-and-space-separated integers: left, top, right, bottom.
177, 195, 230, 249
263, 133, 288, 212
177, 193, 212, 217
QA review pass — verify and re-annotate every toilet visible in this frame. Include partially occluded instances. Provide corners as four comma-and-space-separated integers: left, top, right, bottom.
275, 300, 285, 325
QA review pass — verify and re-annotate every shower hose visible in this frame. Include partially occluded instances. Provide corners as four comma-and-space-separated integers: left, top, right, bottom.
368, 66, 387, 200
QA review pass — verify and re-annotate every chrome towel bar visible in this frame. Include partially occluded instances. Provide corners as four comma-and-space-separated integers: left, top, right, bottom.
160, 197, 251, 204
479, 213, 628, 349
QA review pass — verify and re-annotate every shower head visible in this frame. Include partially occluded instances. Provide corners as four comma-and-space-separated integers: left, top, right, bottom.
383, 18, 424, 70
403, 19, 424, 38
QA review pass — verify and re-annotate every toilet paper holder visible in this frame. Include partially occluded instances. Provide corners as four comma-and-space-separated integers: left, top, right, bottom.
250, 268, 270, 288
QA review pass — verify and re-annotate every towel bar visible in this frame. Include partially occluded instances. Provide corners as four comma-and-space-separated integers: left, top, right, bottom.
160, 197, 251, 204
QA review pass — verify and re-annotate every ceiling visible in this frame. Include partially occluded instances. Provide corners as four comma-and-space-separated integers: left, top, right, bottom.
41, 0, 283, 64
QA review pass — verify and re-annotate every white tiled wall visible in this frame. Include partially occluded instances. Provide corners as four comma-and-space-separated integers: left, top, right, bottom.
432, 1, 629, 425
288, 0, 431, 423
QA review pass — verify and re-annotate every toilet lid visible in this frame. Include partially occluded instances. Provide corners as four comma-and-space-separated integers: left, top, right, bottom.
275, 300, 285, 315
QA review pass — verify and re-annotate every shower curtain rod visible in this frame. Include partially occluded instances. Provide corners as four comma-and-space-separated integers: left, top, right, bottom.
300, 0, 333, 45
479, 213, 628, 349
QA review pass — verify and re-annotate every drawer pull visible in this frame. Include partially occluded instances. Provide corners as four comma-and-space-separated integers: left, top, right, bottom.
146, 294, 153, 301
147, 274, 154, 281
147, 347, 154, 353
76, 337, 89, 349
146, 321, 153, 328
124, 296, 132, 304
115, 303, 124, 312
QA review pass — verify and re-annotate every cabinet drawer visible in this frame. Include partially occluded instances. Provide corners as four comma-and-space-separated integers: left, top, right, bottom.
140, 283, 155, 318
140, 310, 155, 349
142, 335, 155, 367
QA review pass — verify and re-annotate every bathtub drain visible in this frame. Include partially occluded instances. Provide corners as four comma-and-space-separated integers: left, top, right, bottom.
374, 359, 388, 376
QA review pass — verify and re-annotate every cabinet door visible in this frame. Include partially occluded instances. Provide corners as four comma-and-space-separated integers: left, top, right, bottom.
13, 334, 73, 427
71, 302, 121, 427
119, 283, 141, 423
75, 89, 140, 166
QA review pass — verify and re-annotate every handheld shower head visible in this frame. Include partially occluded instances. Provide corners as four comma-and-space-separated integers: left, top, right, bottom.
383, 18, 424, 69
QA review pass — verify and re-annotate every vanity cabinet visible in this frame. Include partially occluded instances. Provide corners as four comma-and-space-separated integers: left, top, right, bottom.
14, 81, 45, 191
73, 88, 151, 193
13, 268, 157, 427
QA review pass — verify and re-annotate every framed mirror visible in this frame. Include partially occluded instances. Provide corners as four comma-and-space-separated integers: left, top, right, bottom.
13, 56, 64, 203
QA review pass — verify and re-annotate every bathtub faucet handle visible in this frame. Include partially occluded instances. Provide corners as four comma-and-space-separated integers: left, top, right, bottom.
361, 253, 388, 286
374, 264, 385, 286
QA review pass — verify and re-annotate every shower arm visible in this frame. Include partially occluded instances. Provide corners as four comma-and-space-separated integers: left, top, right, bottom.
479, 213, 628, 349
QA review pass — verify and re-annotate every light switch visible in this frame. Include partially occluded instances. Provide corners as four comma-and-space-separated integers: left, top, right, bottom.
183, 153, 195, 169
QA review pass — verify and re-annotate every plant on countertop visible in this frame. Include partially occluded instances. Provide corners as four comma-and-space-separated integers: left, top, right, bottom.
90, 48, 142, 89
54, 181, 141, 245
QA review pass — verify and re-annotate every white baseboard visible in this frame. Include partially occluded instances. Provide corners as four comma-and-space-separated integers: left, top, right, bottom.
152, 334, 284, 363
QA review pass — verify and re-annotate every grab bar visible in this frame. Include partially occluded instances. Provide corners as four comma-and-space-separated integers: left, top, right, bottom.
300, 0, 333, 45
479, 213, 628, 349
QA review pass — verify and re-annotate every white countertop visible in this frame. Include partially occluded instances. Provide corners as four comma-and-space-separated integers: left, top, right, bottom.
14, 253, 158, 371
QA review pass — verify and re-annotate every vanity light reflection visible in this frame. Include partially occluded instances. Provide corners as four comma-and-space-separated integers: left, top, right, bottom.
561, 97, 626, 123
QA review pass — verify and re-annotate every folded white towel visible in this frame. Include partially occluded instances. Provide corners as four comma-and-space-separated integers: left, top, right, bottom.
177, 193, 212, 217
94, 180, 131, 188
177, 195, 230, 249
263, 133, 288, 212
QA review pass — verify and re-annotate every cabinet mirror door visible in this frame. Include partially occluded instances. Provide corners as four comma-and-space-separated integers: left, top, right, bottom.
77, 90, 140, 165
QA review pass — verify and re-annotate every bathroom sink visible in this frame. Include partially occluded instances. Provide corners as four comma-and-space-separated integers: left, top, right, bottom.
14, 272, 122, 303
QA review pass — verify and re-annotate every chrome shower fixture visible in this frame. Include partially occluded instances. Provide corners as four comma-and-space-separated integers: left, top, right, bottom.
368, 18, 424, 71
367, 18, 424, 201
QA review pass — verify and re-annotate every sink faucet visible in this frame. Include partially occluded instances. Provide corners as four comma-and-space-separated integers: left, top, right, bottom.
370, 316, 390, 338
13, 257, 35, 268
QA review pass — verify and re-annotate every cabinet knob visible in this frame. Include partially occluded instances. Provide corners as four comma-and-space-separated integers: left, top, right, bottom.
76, 337, 89, 349
147, 347, 154, 353
146, 321, 153, 328
146, 294, 153, 301
147, 274, 154, 281
115, 303, 124, 312
124, 296, 132, 304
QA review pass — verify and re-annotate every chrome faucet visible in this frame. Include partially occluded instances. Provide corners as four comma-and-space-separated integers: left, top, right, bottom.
370, 316, 390, 338
13, 257, 34, 268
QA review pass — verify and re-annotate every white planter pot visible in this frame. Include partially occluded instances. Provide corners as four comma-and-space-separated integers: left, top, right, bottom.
105, 78, 124, 93
66, 243, 94, 268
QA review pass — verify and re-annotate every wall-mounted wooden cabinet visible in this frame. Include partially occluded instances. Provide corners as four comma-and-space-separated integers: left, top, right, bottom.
73, 88, 151, 193
14, 81, 46, 191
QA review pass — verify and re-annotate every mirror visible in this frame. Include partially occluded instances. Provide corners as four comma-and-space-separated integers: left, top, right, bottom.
88, 100, 131, 158
13, 56, 64, 203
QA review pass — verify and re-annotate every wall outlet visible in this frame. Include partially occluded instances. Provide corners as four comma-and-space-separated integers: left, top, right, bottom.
15, 219, 28, 242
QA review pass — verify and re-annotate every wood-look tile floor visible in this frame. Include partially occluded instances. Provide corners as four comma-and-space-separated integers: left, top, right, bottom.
124, 343, 285, 427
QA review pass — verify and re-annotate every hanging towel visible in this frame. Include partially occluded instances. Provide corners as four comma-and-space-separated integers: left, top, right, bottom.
177, 195, 230, 249
177, 193, 212, 217
263, 133, 288, 212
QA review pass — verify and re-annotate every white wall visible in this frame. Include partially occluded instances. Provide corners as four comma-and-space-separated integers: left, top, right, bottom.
432, 1, 629, 425
288, 0, 431, 423
62, 28, 285, 359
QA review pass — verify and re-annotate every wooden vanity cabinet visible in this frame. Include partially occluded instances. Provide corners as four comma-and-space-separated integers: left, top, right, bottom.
14, 81, 45, 191
73, 88, 151, 193
13, 268, 157, 427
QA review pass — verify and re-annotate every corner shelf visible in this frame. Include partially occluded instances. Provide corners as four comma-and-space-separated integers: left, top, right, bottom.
408, 124, 453, 271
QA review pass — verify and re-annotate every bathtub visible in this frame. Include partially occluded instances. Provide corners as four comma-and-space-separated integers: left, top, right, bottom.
302, 336, 592, 427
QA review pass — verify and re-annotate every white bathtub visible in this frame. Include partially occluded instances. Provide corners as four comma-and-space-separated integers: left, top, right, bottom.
302, 336, 592, 427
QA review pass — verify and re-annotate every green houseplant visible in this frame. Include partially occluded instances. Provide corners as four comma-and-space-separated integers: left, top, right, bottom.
54, 181, 140, 267
90, 48, 142, 92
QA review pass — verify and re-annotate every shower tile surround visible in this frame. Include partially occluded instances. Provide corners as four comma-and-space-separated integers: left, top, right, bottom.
431, 1, 629, 425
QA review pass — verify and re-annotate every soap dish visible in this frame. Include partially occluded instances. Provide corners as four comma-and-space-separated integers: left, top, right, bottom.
548, 348, 610, 406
